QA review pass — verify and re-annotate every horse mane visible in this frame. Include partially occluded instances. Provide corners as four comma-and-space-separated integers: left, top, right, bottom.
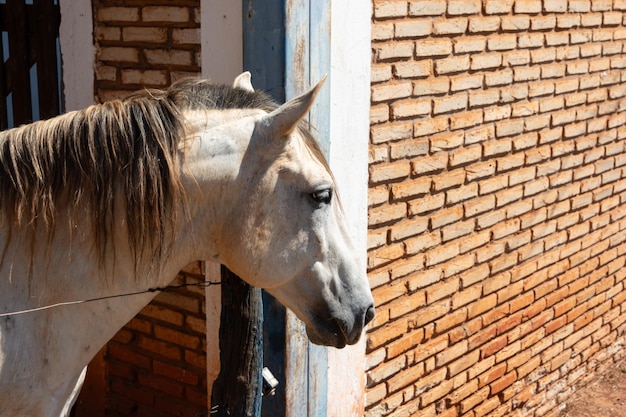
0, 88, 184, 265
0, 78, 329, 267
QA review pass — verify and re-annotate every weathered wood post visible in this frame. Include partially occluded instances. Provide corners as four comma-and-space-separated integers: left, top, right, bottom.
210, 266, 263, 417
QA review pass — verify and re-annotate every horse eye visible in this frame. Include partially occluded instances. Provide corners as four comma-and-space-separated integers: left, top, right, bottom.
310, 189, 332, 205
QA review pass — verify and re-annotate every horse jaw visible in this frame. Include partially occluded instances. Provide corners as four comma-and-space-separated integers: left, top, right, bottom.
262, 219, 375, 349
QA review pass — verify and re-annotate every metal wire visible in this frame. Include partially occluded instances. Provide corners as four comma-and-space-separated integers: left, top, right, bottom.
0, 280, 221, 317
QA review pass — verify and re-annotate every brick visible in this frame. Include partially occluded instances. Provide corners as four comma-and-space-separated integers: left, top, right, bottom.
390, 290, 428, 319
394, 61, 432, 78
391, 99, 431, 119
557, 14, 582, 28
450, 146, 482, 167
465, 125, 495, 145
371, 82, 412, 102
434, 18, 469, 35
122, 27, 168, 43
138, 337, 182, 361
371, 122, 412, 144
121, 69, 168, 86
515, 1, 542, 14
469, 294, 498, 319
460, 386, 490, 414
469, 90, 499, 107
377, 42, 414, 60
369, 203, 407, 226
370, 161, 410, 183
391, 177, 431, 200
144, 49, 193, 66
569, 0, 591, 13
501, 15, 530, 30
387, 361, 424, 393
409, 1, 447, 16
390, 139, 429, 159
142, 6, 189, 22
395, 20, 431, 38
426, 241, 460, 266
433, 169, 465, 191
409, 194, 445, 215
442, 219, 475, 241
98, 7, 139, 22
415, 39, 453, 57
489, 69, 516, 90
372, 22, 394, 41
433, 94, 468, 114
413, 78, 450, 96
471, 53, 502, 70
370, 104, 390, 124
436, 55, 470, 75
518, 33, 544, 48
544, 0, 567, 12
173, 28, 200, 45
450, 110, 483, 130
448, 0, 481, 14
371, 64, 391, 83
468, 16, 501, 33
477, 179, 507, 204
503, 50, 530, 67
154, 290, 201, 314
490, 371, 517, 395
454, 37, 486, 53
96, 26, 121, 41
496, 119, 524, 137
99, 47, 139, 63
488, 35, 517, 51
411, 153, 448, 175
484, 0, 514, 14
405, 232, 441, 255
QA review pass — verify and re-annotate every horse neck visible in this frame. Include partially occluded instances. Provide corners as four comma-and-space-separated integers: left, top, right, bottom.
174, 109, 265, 261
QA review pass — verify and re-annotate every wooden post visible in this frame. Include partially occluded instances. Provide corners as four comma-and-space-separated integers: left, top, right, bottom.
210, 266, 263, 417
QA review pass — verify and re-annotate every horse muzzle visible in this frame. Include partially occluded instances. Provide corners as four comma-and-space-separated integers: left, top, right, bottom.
306, 304, 375, 348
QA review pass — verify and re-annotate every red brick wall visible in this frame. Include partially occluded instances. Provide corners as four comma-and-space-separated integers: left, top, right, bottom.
82, 2, 207, 416
105, 264, 208, 417
93, 0, 200, 102
367, 1, 626, 416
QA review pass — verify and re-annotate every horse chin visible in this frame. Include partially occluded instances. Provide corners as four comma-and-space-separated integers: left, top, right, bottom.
305, 325, 348, 348
304, 318, 361, 349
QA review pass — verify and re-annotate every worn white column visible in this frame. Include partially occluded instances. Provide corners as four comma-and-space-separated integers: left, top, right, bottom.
326, 0, 372, 415
200, 0, 243, 409
59, 0, 94, 110
201, 0, 243, 84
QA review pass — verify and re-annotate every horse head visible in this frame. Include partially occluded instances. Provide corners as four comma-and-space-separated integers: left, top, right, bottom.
204, 74, 375, 348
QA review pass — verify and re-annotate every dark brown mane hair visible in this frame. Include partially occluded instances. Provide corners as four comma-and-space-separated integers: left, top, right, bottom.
0, 78, 328, 266
0, 88, 184, 264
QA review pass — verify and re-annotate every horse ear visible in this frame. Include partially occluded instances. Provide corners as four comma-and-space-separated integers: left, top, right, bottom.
233, 71, 254, 92
260, 75, 326, 138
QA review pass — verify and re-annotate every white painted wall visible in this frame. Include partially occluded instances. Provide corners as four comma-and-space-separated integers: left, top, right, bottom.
325, 1, 372, 415
201, 0, 243, 84
200, 0, 244, 408
58, 0, 94, 110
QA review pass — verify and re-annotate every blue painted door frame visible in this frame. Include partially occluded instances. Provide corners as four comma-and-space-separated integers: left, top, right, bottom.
242, 1, 330, 416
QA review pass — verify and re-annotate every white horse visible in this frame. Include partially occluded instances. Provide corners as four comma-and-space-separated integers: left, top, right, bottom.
0, 73, 374, 417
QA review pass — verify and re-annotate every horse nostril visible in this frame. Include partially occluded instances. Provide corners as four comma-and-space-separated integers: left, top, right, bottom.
364, 305, 375, 326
